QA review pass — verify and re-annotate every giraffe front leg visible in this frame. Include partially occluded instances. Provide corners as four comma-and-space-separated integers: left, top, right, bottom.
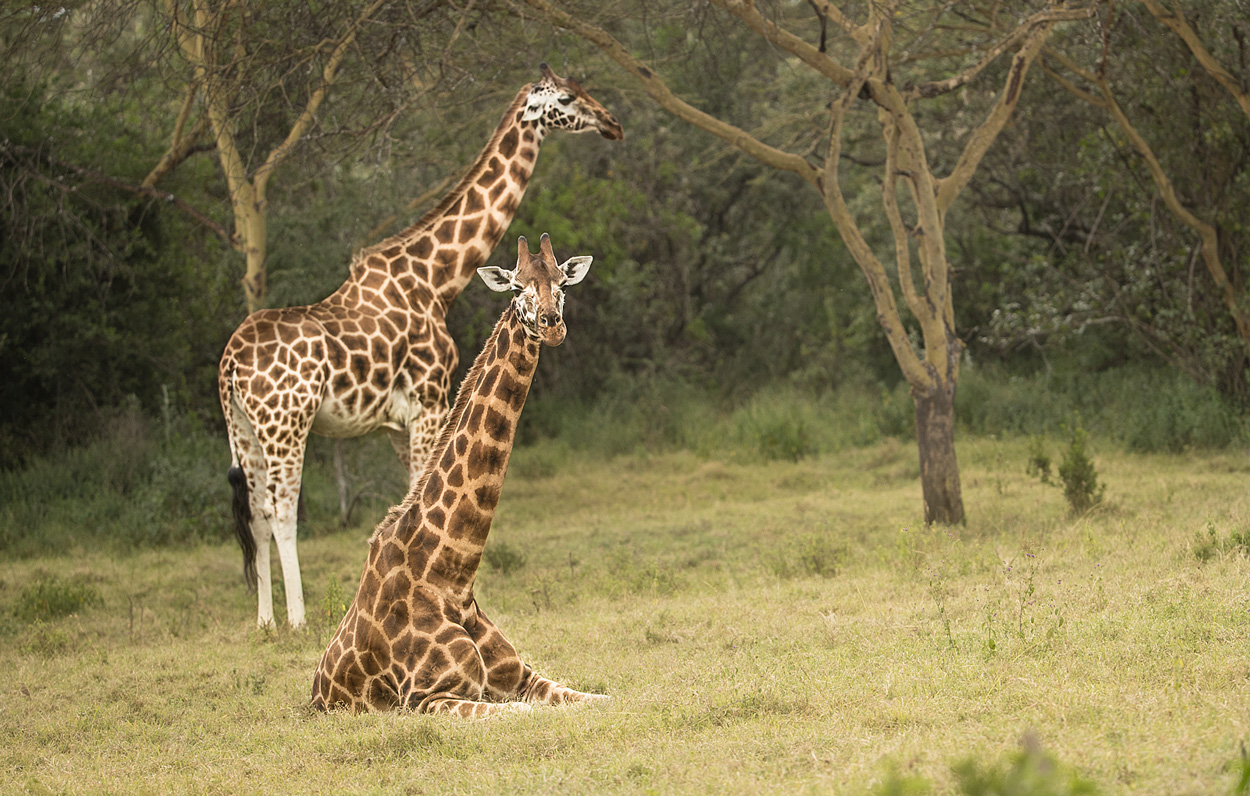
469, 605, 609, 707
517, 667, 611, 706
408, 402, 447, 484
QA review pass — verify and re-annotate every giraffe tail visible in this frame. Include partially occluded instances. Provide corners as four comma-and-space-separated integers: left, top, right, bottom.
228, 465, 258, 593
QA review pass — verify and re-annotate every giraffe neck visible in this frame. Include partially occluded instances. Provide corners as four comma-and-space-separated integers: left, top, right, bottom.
360, 86, 548, 305
397, 304, 537, 596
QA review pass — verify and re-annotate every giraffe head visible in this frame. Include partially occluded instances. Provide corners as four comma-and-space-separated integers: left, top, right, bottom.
521, 63, 624, 141
477, 234, 592, 347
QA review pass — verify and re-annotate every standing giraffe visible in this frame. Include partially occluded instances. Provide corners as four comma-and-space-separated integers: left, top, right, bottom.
219, 65, 623, 629
312, 234, 604, 716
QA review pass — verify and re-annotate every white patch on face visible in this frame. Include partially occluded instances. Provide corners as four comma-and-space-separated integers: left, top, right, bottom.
513, 286, 543, 340
522, 81, 593, 132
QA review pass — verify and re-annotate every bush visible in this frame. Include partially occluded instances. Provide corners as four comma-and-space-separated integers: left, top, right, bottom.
1058, 417, 1105, 515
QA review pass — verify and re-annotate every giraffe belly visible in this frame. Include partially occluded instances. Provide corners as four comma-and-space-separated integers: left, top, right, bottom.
311, 388, 417, 438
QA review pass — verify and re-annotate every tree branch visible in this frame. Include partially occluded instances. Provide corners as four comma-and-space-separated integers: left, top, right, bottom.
253, 0, 387, 196
1141, 0, 1250, 121
517, 0, 821, 186
905, 6, 1095, 100
0, 141, 235, 244
934, 9, 1071, 213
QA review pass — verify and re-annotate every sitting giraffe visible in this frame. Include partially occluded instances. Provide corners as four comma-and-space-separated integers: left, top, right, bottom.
312, 234, 605, 717
219, 65, 623, 628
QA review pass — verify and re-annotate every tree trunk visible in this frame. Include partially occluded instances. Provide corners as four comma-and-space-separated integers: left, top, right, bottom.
912, 378, 965, 525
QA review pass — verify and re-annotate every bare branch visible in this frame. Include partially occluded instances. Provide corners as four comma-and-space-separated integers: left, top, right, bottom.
709, 0, 858, 86
905, 6, 1095, 100
934, 10, 1070, 213
517, 0, 821, 186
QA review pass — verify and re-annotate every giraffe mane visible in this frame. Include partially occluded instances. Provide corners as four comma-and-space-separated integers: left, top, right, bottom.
370, 303, 514, 541
356, 85, 534, 262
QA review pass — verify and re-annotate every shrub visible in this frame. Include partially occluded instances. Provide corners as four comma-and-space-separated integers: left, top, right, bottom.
1058, 418, 1105, 515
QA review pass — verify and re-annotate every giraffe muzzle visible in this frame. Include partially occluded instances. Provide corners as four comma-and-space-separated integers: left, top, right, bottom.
539, 317, 567, 347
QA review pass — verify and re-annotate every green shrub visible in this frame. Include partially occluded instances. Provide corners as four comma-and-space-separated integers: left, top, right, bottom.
1193, 522, 1250, 562
953, 740, 1101, 795
1058, 417, 1105, 515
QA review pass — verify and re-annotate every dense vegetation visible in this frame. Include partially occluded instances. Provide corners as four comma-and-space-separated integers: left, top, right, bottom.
3, 1, 1247, 472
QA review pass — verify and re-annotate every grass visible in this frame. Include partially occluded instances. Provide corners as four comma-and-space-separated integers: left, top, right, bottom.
2, 434, 1250, 794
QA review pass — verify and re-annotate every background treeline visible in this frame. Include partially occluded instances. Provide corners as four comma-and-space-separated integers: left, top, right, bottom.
2, 2, 1247, 528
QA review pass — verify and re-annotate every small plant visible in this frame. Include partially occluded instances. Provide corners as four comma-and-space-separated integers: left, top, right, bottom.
483, 540, 527, 575
14, 576, 103, 623
1057, 417, 1105, 515
312, 576, 347, 642
1026, 435, 1052, 484
1193, 521, 1250, 562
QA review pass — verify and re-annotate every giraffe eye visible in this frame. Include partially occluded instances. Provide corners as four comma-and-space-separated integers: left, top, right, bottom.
558, 95, 574, 106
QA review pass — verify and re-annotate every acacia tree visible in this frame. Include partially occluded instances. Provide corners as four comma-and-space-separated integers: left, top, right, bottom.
1044, 0, 1250, 371
520, 0, 1091, 523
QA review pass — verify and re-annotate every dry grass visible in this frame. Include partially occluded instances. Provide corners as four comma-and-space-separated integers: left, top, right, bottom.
2, 436, 1249, 794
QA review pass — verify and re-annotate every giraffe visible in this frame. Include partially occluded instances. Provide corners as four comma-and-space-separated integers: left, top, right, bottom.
219, 65, 623, 629
311, 234, 603, 717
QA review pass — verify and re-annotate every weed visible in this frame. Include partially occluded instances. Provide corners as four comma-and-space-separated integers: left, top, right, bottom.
1027, 435, 1053, 485
483, 540, 528, 575
1058, 417, 1105, 515
13, 576, 103, 623
312, 576, 348, 643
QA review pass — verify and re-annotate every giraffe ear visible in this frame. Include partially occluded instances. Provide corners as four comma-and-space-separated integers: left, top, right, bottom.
560, 256, 593, 286
477, 266, 516, 292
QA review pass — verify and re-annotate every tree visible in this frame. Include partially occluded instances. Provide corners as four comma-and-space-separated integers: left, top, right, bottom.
519, 0, 1092, 523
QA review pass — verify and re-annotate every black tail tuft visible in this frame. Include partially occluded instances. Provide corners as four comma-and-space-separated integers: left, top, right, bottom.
228, 466, 257, 592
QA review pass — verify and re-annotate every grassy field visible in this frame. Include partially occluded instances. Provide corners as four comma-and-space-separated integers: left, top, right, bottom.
2, 434, 1249, 794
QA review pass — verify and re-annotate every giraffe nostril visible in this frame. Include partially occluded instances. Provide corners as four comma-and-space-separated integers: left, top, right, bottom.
540, 312, 560, 328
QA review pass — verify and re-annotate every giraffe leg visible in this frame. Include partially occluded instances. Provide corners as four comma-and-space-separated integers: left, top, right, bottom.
402, 402, 448, 485
267, 460, 307, 629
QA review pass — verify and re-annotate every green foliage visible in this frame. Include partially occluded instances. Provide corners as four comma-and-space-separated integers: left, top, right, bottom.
0, 403, 232, 556
13, 577, 103, 623
1058, 418, 1105, 515
956, 364, 1248, 452
0, 81, 235, 466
